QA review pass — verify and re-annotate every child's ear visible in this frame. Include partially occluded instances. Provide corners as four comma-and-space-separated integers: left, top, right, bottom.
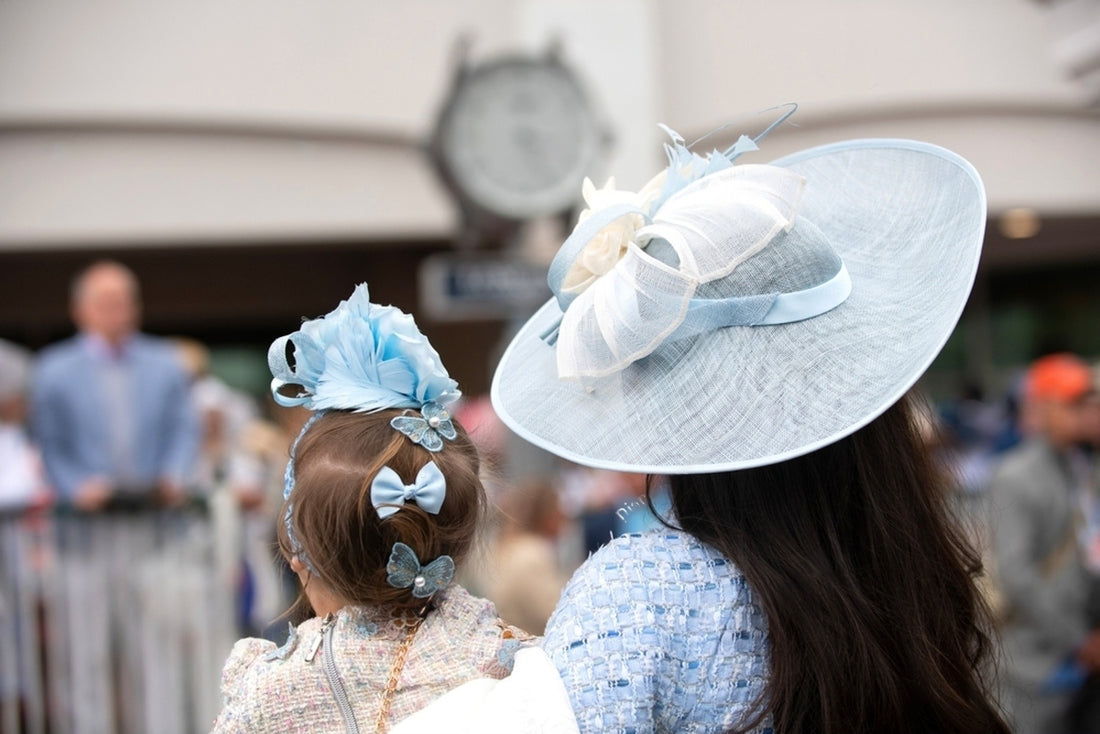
289, 555, 306, 574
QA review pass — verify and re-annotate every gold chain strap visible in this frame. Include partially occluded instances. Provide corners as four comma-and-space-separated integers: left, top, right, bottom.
374, 616, 423, 733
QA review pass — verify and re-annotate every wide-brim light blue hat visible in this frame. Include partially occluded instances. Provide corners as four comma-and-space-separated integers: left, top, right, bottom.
491, 128, 985, 474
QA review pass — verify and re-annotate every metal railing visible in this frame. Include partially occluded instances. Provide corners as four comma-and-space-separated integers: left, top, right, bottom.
0, 500, 237, 734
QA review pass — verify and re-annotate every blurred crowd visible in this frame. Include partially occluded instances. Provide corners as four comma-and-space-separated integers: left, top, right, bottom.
936, 354, 1100, 732
2, 259, 1100, 733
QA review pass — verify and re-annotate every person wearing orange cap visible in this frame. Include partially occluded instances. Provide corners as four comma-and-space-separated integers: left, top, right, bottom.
988, 352, 1099, 733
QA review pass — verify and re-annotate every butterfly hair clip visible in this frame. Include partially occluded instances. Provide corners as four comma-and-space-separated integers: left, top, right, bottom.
390, 401, 457, 453
386, 542, 455, 599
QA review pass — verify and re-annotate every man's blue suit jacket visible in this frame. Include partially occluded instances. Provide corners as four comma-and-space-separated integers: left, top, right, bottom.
31, 333, 200, 499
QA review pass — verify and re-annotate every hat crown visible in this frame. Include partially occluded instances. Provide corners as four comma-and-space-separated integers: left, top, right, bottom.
649, 215, 843, 301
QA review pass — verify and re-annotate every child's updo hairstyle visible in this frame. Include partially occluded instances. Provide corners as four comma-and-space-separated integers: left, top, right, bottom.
276, 408, 484, 613
267, 284, 480, 615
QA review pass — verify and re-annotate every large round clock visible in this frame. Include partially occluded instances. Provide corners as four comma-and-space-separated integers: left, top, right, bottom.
431, 54, 608, 221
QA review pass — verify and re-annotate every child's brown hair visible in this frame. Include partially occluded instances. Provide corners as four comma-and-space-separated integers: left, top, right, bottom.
276, 408, 485, 614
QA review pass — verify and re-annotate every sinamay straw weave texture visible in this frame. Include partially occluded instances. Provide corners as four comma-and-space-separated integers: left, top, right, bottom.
492, 141, 985, 473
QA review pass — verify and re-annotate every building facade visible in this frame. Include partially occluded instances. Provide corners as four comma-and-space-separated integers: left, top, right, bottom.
1, 0, 1098, 396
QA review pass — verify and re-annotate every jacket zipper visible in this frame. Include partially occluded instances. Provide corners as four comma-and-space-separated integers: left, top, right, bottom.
305, 613, 360, 734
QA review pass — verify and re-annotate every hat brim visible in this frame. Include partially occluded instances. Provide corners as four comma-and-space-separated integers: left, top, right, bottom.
491, 139, 985, 474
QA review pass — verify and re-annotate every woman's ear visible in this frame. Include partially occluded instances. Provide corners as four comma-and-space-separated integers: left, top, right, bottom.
289, 555, 306, 574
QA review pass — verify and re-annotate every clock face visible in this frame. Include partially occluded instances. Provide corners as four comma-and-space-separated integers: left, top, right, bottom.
437, 58, 603, 219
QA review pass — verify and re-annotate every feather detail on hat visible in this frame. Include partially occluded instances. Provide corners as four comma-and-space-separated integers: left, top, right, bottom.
268, 284, 459, 413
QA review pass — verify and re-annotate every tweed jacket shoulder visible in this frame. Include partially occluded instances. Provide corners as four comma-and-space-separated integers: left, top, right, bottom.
212, 585, 534, 733
542, 529, 773, 734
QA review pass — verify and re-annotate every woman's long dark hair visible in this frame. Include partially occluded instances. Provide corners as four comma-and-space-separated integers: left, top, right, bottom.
660, 393, 1009, 734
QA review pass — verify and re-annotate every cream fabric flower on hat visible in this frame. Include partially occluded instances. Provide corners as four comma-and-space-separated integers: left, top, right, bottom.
561, 173, 667, 296
551, 162, 807, 379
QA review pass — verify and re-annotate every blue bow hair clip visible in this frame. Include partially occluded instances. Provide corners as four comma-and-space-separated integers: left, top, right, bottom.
386, 542, 455, 599
371, 462, 447, 520
267, 284, 460, 413
390, 402, 457, 452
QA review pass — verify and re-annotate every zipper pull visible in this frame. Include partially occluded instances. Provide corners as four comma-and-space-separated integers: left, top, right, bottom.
305, 613, 334, 663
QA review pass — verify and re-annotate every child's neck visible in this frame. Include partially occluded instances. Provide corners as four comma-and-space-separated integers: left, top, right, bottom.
312, 597, 344, 617
304, 578, 347, 618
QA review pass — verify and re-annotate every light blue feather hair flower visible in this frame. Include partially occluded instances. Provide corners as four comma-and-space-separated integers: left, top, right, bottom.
267, 284, 460, 413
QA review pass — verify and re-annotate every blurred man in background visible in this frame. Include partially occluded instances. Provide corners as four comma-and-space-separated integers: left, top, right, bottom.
29, 261, 204, 734
989, 353, 1100, 734
32, 261, 198, 507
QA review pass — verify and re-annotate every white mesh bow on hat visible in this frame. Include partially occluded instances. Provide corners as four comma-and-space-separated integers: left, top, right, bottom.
491, 117, 985, 474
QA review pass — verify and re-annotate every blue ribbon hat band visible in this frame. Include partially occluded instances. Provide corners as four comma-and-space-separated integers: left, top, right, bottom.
673, 261, 852, 340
